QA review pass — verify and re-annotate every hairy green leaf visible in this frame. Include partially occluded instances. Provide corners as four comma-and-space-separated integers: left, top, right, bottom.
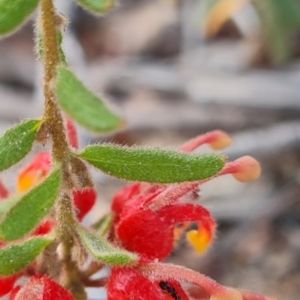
77, 226, 137, 265
79, 144, 225, 183
0, 0, 40, 36
74, 0, 114, 14
0, 236, 53, 275
56, 66, 122, 132
0, 119, 40, 171
92, 213, 112, 236
0, 169, 61, 241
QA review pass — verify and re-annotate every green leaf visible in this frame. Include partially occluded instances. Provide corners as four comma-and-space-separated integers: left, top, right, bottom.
0, 119, 40, 171
0, 169, 61, 241
57, 31, 67, 65
74, 0, 114, 14
56, 66, 122, 132
0, 236, 53, 275
0, 196, 19, 216
0, 0, 40, 36
77, 226, 137, 265
79, 144, 225, 183
92, 213, 112, 236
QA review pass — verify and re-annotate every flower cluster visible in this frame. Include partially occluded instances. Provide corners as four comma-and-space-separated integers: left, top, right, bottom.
0, 126, 274, 300
106, 131, 271, 300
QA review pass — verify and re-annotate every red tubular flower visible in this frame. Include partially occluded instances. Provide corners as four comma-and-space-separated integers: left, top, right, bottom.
111, 130, 261, 260
138, 262, 275, 300
107, 267, 189, 300
0, 274, 18, 297
73, 188, 97, 221
107, 267, 165, 300
116, 200, 215, 260
10, 274, 74, 300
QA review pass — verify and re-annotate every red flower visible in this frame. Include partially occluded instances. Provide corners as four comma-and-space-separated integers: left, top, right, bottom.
10, 274, 74, 300
17, 152, 51, 192
17, 152, 96, 222
73, 188, 97, 221
114, 186, 215, 260
107, 267, 189, 300
31, 219, 55, 236
111, 131, 261, 260
0, 274, 18, 297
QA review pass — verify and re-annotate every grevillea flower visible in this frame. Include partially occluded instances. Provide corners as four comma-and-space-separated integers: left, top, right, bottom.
111, 130, 261, 260
107, 263, 275, 300
107, 267, 189, 300
112, 184, 216, 260
0, 127, 270, 300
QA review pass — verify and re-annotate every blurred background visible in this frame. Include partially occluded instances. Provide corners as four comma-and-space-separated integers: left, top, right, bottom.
1, 0, 300, 299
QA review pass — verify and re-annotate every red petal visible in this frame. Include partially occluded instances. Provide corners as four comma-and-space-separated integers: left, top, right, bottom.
0, 274, 17, 297
117, 203, 214, 260
65, 117, 78, 149
42, 275, 74, 300
107, 267, 166, 300
72, 188, 96, 221
9, 285, 21, 300
32, 219, 54, 236
0, 179, 9, 199
117, 208, 173, 260
111, 183, 141, 215
13, 275, 74, 300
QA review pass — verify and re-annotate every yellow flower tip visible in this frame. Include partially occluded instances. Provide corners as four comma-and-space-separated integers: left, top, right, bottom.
186, 228, 212, 253
231, 156, 261, 182
16, 152, 51, 192
208, 130, 232, 150
17, 170, 44, 192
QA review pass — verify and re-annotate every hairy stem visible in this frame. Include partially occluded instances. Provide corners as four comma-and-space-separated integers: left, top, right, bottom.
40, 0, 68, 161
39, 1, 86, 298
